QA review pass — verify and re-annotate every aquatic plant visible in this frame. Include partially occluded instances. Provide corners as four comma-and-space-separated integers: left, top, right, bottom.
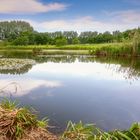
132, 31, 140, 56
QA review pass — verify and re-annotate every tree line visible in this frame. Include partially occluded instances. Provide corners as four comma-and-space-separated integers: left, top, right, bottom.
0, 21, 140, 46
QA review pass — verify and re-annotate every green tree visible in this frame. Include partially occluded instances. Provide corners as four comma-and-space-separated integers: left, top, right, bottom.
63, 31, 78, 44
0, 21, 33, 41
79, 31, 98, 44
34, 33, 50, 45
12, 36, 29, 45
72, 38, 80, 44
55, 37, 67, 46
132, 31, 140, 56
113, 31, 123, 42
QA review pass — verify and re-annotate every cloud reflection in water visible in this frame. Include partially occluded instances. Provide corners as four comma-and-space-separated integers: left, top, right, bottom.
0, 79, 63, 97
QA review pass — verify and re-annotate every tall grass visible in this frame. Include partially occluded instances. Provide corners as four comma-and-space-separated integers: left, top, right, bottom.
89, 43, 133, 57
62, 121, 140, 140
0, 99, 57, 140
0, 99, 140, 140
1, 42, 138, 56
0, 43, 128, 50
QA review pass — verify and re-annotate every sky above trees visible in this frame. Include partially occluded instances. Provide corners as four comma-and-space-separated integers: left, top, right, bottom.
0, 0, 140, 32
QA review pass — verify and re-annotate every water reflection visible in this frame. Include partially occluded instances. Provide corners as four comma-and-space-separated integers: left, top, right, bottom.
0, 52, 140, 82
0, 79, 63, 97
0, 58, 35, 75
0, 52, 140, 132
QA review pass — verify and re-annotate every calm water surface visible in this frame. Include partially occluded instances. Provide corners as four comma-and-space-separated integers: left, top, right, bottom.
0, 54, 140, 133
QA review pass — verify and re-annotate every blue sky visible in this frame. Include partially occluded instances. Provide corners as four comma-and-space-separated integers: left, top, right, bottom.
0, 0, 140, 32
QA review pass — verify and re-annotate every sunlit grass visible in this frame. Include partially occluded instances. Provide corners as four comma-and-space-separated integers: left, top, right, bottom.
0, 99, 140, 140
0, 99, 57, 140
62, 121, 140, 140
0, 43, 127, 50
1, 42, 138, 56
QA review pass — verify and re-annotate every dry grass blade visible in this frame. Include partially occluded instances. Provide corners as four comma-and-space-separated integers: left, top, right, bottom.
0, 100, 59, 140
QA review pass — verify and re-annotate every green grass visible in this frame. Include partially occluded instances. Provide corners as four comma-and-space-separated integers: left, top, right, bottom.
0, 99, 50, 139
0, 99, 140, 140
1, 42, 138, 56
1, 98, 18, 110
62, 121, 140, 140
0, 43, 128, 50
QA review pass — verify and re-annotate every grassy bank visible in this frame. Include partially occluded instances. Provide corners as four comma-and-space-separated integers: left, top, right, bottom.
1, 42, 139, 57
0, 99, 140, 140
0, 43, 128, 50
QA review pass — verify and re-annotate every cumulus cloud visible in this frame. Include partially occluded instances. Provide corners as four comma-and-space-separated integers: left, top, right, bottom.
25, 11, 140, 33
0, 0, 68, 14
104, 10, 140, 24
0, 79, 63, 97
0, 8, 140, 32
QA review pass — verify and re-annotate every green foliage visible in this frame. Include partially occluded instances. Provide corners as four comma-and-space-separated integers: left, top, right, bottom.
62, 121, 95, 140
72, 38, 80, 44
89, 43, 133, 56
0, 21, 33, 41
55, 37, 67, 46
1, 98, 18, 110
0, 20, 139, 47
12, 36, 29, 45
0, 20, 140, 56
0, 99, 49, 139
37, 117, 49, 128
62, 121, 140, 140
32, 47, 43, 54
34, 32, 51, 45
132, 31, 140, 56
1, 99, 140, 140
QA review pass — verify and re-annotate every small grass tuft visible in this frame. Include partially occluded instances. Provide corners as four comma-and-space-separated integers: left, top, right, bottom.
37, 117, 49, 128
1, 98, 18, 110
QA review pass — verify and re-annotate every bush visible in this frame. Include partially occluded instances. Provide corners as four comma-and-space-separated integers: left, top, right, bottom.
72, 38, 80, 44
55, 37, 67, 46
132, 31, 140, 56
12, 36, 29, 46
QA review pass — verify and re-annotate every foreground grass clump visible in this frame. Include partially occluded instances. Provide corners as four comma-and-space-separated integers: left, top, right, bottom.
62, 121, 140, 140
0, 99, 58, 140
0, 99, 140, 140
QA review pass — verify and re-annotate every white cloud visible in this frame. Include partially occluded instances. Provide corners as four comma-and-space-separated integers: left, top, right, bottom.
104, 10, 140, 24
0, 79, 63, 97
25, 12, 140, 33
30, 62, 129, 80
0, 0, 68, 14
0, 9, 140, 32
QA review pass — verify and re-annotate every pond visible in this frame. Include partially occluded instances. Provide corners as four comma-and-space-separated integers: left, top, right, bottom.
0, 51, 140, 133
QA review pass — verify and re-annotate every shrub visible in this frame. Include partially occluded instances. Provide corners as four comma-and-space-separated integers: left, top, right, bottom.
55, 37, 67, 46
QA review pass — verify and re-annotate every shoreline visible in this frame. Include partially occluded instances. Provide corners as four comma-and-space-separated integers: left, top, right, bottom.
1, 42, 140, 57
0, 100, 140, 140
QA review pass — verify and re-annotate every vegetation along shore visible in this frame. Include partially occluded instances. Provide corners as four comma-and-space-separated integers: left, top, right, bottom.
0, 21, 140, 57
0, 21, 140, 140
0, 99, 139, 140
0, 0, 140, 139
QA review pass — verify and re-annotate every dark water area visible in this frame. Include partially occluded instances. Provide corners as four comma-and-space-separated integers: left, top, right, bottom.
0, 51, 140, 133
